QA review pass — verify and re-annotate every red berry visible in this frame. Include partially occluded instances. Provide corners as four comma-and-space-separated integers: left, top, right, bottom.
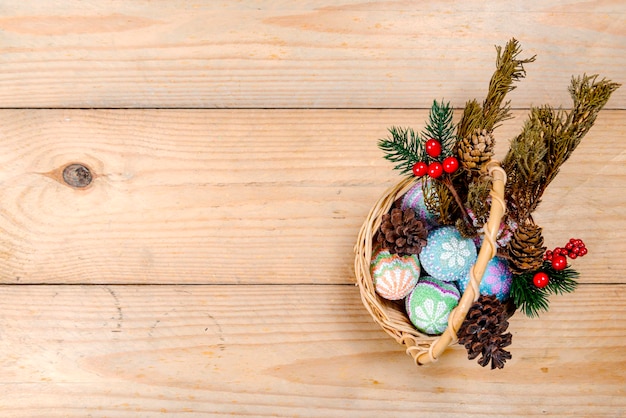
566, 242, 573, 250
442, 156, 459, 173
412, 161, 428, 177
552, 255, 567, 271
425, 139, 442, 158
570, 238, 577, 244
533, 272, 550, 288
544, 250, 553, 261
569, 252, 578, 259
575, 239, 583, 246
579, 247, 588, 256
427, 162, 443, 178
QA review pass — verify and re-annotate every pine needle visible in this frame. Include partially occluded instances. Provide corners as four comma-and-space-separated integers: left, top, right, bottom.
510, 263, 580, 317
423, 99, 457, 156
378, 126, 422, 176
510, 275, 550, 318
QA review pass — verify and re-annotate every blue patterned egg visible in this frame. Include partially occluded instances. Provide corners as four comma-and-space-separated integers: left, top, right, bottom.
457, 256, 512, 301
405, 276, 460, 335
419, 226, 477, 282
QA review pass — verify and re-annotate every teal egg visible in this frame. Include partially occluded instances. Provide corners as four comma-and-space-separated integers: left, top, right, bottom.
420, 226, 477, 282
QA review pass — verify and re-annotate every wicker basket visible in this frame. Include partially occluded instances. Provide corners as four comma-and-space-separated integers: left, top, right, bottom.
354, 160, 507, 365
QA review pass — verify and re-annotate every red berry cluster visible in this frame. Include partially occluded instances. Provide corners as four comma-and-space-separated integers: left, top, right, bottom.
543, 238, 587, 271
533, 238, 587, 288
412, 139, 459, 179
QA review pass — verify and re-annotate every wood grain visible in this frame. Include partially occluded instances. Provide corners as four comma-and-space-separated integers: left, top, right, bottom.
0, 109, 623, 284
2, 1, 624, 414
0, 284, 623, 417
0, 0, 624, 108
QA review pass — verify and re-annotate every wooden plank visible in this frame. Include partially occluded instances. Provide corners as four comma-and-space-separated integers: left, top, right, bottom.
0, 284, 623, 416
0, 109, 623, 284
0, 0, 624, 108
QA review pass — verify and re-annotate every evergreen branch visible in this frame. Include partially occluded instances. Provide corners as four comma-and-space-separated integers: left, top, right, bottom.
457, 38, 535, 141
483, 38, 536, 131
457, 100, 484, 142
510, 262, 579, 317
563, 74, 621, 160
544, 263, 579, 295
510, 274, 550, 318
378, 126, 422, 175
503, 75, 620, 223
422, 100, 458, 157
502, 108, 551, 221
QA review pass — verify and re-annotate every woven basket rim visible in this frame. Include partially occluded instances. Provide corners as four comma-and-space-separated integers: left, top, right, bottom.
354, 161, 507, 365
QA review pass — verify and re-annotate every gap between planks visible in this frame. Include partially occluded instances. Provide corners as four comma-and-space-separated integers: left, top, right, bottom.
0, 109, 623, 285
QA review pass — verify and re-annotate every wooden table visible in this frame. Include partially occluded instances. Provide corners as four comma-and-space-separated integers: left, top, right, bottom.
1, 2, 624, 416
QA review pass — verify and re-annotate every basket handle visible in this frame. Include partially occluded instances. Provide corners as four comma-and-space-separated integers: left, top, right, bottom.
414, 160, 508, 365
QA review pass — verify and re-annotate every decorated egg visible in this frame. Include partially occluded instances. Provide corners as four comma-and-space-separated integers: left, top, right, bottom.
370, 249, 420, 300
457, 256, 512, 301
405, 276, 460, 335
401, 179, 439, 229
420, 226, 477, 282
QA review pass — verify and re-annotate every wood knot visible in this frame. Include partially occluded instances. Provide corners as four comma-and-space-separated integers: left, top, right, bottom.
62, 163, 93, 188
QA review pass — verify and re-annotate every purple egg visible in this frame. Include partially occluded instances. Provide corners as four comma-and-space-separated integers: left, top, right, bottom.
401, 179, 439, 229
457, 256, 512, 301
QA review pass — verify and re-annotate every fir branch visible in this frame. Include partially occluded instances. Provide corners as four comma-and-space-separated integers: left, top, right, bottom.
562, 74, 621, 160
378, 126, 422, 175
502, 109, 550, 221
457, 38, 535, 141
456, 99, 483, 143
544, 263, 579, 295
420, 100, 466, 223
510, 262, 579, 317
378, 100, 463, 225
510, 274, 549, 318
422, 99, 458, 157
503, 75, 620, 223
379, 100, 459, 175
483, 38, 536, 131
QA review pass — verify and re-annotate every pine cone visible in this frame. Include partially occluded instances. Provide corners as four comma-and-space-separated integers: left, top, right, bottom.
458, 295, 512, 369
376, 208, 428, 256
458, 128, 495, 171
506, 221, 546, 274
